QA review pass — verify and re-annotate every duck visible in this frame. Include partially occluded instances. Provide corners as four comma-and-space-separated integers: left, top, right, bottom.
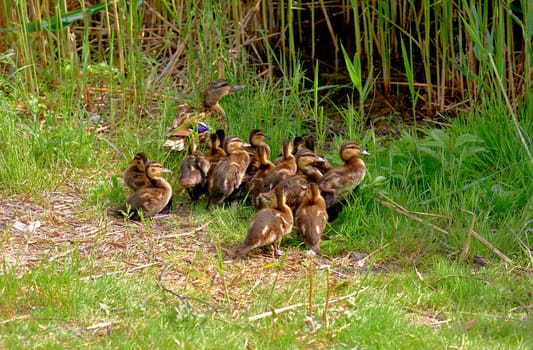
318, 141, 370, 209
295, 182, 328, 253
248, 145, 276, 207
292, 134, 332, 173
178, 139, 211, 200
205, 129, 227, 163
229, 129, 271, 201
163, 79, 244, 151
235, 185, 294, 258
118, 161, 173, 219
207, 135, 250, 208
255, 146, 326, 211
258, 139, 297, 194
244, 129, 271, 171
123, 152, 151, 192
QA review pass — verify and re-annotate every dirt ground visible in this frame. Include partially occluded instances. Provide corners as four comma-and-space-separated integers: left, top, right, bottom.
0, 185, 379, 316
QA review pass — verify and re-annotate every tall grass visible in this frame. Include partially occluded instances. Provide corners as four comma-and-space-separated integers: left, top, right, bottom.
1, 1, 529, 118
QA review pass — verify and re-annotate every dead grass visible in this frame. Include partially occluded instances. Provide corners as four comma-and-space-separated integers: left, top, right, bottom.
0, 183, 380, 317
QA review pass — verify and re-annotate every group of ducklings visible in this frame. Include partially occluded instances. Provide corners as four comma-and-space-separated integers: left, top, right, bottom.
176, 129, 369, 257
119, 153, 173, 220
117, 79, 370, 258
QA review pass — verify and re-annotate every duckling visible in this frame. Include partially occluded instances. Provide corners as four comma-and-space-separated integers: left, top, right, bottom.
244, 129, 271, 172
205, 129, 227, 163
259, 139, 297, 194
229, 129, 271, 201
120, 161, 173, 219
179, 139, 211, 200
255, 147, 326, 211
207, 135, 250, 208
295, 182, 328, 253
318, 141, 370, 208
123, 152, 151, 192
293, 134, 332, 173
235, 185, 293, 258
249, 145, 276, 207
163, 80, 244, 151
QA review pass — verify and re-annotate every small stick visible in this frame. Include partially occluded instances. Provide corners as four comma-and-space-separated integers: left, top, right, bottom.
158, 263, 218, 314
248, 287, 369, 322
375, 194, 449, 235
82, 262, 160, 280
469, 230, 513, 265
154, 221, 211, 240
460, 210, 476, 262
322, 268, 332, 328
307, 258, 313, 318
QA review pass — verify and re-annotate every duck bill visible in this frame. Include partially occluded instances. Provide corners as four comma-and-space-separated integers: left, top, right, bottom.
162, 168, 172, 173
360, 150, 371, 156
313, 155, 326, 164
230, 85, 245, 92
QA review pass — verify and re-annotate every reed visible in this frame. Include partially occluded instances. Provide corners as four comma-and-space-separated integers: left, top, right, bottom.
1, 0, 529, 120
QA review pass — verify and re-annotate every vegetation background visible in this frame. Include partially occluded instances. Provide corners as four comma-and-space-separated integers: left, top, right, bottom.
0, 0, 531, 348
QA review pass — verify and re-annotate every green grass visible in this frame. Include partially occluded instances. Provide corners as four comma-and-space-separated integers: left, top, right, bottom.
1, 63, 532, 347
1, 1, 532, 348
1, 256, 531, 349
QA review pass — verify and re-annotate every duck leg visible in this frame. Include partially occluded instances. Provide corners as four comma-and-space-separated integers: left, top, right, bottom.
272, 240, 284, 258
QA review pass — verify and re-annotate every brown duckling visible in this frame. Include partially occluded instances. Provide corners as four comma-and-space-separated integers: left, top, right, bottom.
255, 147, 326, 211
120, 161, 173, 219
235, 185, 293, 258
258, 139, 297, 194
207, 135, 250, 208
179, 139, 211, 200
295, 182, 328, 253
249, 145, 276, 207
205, 129, 227, 163
229, 129, 271, 201
319, 141, 370, 208
293, 134, 332, 173
163, 80, 244, 151
123, 152, 151, 191
244, 129, 271, 172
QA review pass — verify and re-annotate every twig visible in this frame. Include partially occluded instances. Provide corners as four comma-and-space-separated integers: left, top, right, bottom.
86, 321, 113, 330
469, 229, 513, 265
460, 209, 476, 262
248, 287, 369, 322
82, 262, 161, 280
158, 263, 218, 314
353, 243, 390, 267
154, 221, 211, 240
375, 193, 449, 235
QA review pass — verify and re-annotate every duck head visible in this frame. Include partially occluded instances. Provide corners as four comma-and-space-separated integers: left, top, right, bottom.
202, 79, 244, 108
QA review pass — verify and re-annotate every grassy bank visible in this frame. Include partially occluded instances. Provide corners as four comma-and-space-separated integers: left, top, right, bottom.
1, 1, 532, 349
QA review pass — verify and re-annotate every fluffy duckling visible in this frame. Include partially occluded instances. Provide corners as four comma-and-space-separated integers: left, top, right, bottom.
295, 182, 328, 253
205, 129, 227, 163
230, 129, 271, 201
123, 152, 151, 191
163, 80, 244, 151
255, 147, 326, 211
179, 139, 210, 200
121, 161, 173, 219
259, 139, 297, 194
293, 134, 332, 173
249, 145, 276, 207
235, 185, 293, 258
244, 129, 271, 171
319, 141, 370, 208
207, 135, 250, 208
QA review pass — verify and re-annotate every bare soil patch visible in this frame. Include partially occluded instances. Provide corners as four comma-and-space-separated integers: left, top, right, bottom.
0, 186, 375, 315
